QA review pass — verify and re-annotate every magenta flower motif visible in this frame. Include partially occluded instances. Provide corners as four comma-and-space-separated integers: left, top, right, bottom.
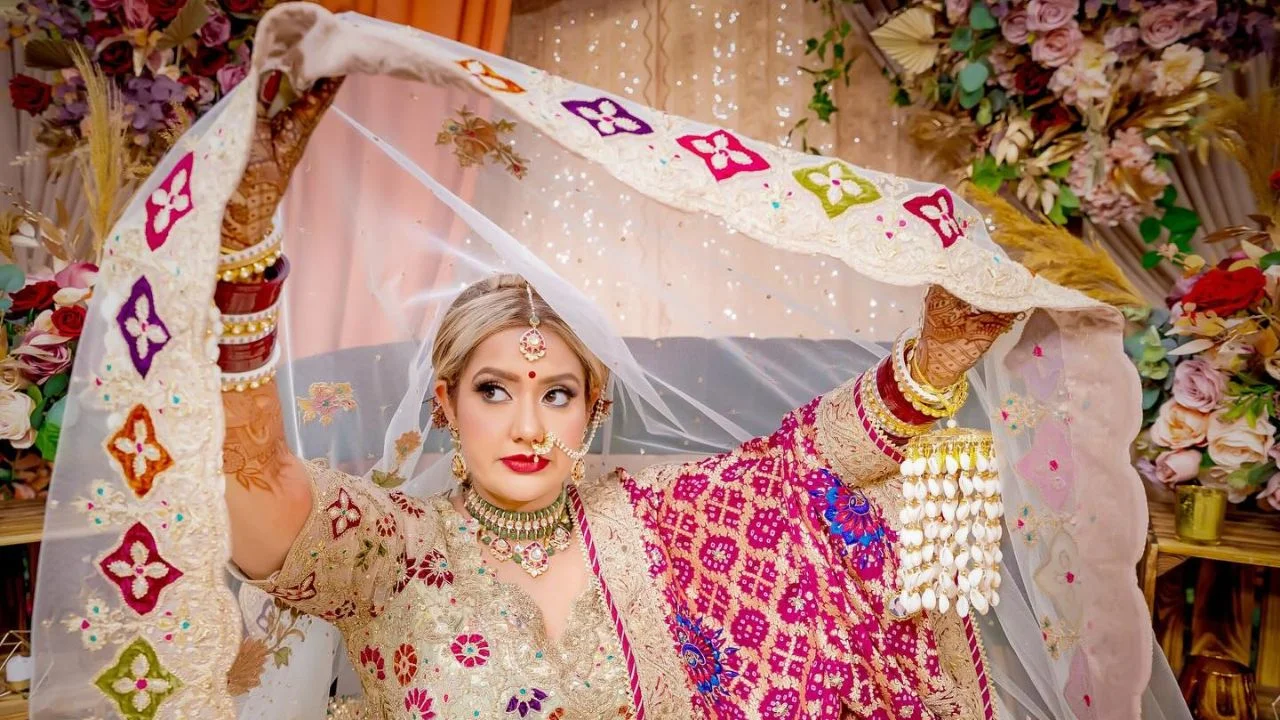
404, 687, 437, 719
450, 633, 491, 668
676, 130, 770, 181
562, 97, 653, 137
116, 276, 170, 378
98, 522, 183, 615
144, 152, 194, 251
903, 188, 965, 248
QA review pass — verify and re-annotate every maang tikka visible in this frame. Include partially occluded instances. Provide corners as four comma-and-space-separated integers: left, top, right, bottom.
518, 283, 547, 362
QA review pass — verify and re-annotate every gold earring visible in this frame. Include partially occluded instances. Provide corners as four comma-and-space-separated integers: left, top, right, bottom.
570, 457, 585, 485
449, 426, 468, 484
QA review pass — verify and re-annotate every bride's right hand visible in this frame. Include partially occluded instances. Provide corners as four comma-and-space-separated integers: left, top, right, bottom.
220, 74, 345, 252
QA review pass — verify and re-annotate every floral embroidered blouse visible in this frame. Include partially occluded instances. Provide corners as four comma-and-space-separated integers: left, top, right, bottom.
248, 377, 992, 719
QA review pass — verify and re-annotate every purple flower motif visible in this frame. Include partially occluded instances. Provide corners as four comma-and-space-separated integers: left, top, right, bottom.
504, 687, 549, 717
562, 97, 653, 137
116, 276, 170, 378
810, 469, 890, 577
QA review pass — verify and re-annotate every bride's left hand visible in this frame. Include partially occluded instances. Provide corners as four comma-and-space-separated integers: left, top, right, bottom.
913, 285, 1018, 388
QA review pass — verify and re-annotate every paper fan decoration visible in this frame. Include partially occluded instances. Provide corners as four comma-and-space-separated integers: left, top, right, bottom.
870, 8, 940, 75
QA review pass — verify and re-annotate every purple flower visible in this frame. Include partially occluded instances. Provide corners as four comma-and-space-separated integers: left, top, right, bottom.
199, 12, 231, 46
1171, 359, 1225, 413
504, 688, 548, 717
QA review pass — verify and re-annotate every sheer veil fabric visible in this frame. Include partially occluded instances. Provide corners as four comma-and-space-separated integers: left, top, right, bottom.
29, 5, 1185, 719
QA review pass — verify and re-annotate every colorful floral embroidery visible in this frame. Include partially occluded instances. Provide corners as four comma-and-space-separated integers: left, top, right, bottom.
676, 130, 769, 181
93, 637, 181, 720
903, 188, 965, 248
326, 488, 363, 538
359, 645, 387, 681
506, 687, 550, 717
811, 470, 889, 577
436, 107, 529, 179
144, 152, 194, 251
456, 59, 525, 93
793, 161, 882, 218
404, 687, 437, 719
116, 277, 170, 379
98, 522, 183, 616
396, 549, 454, 592
390, 490, 427, 519
296, 381, 357, 426
1015, 418, 1074, 511
376, 514, 399, 538
1034, 531, 1084, 626
393, 643, 419, 686
105, 405, 174, 499
562, 98, 653, 137
394, 430, 423, 463
450, 633, 491, 668
673, 613, 738, 701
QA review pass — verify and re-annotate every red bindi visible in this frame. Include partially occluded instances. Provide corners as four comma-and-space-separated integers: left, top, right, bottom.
528, 371, 536, 379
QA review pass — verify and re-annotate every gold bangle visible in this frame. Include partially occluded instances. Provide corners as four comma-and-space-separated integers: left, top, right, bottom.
895, 336, 968, 417
219, 223, 283, 282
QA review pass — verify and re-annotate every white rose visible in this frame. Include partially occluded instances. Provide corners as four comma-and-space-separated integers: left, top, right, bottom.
1151, 43, 1204, 97
1207, 409, 1276, 469
0, 390, 36, 449
0, 361, 29, 393
1149, 399, 1210, 450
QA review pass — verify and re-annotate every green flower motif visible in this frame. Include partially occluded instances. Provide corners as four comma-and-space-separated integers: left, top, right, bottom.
793, 161, 882, 218
94, 638, 181, 720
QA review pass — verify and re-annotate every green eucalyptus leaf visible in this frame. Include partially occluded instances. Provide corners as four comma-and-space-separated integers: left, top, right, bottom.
1141, 250, 1162, 269
950, 26, 974, 52
958, 61, 990, 92
959, 85, 984, 109
0, 265, 25, 293
969, 2, 997, 30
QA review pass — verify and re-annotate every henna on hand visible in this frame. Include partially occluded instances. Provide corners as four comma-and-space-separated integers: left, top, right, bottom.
223, 381, 287, 492
915, 286, 1017, 388
221, 76, 345, 251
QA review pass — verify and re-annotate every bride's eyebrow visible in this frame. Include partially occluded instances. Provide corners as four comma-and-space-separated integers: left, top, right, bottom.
471, 367, 520, 382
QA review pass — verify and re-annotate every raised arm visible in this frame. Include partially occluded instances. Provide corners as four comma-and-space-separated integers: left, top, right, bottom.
219, 76, 344, 579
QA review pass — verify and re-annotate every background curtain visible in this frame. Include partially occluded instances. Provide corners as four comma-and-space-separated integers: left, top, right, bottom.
311, 0, 512, 52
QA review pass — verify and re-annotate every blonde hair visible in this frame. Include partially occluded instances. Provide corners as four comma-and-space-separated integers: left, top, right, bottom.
431, 274, 610, 423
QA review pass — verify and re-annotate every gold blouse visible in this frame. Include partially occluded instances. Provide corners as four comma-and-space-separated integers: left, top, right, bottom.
247, 462, 632, 719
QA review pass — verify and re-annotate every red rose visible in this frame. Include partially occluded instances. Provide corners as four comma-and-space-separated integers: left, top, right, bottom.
51, 306, 86, 338
8, 75, 53, 115
147, 0, 184, 21
1032, 104, 1074, 134
1181, 267, 1266, 317
224, 0, 259, 14
1270, 169, 1280, 193
97, 40, 134, 76
84, 19, 120, 47
1014, 62, 1054, 96
8, 280, 60, 314
187, 45, 230, 76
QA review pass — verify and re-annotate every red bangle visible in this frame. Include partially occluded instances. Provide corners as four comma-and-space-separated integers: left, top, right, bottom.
875, 355, 936, 426
218, 332, 276, 374
215, 255, 290, 316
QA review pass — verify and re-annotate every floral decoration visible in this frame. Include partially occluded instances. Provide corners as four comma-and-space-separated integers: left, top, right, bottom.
97, 522, 183, 616
506, 687, 550, 717
404, 687, 437, 719
562, 97, 654, 137
296, 381, 357, 426
359, 645, 387, 682
676, 130, 770, 182
673, 612, 739, 701
106, 404, 174, 498
450, 633, 491, 668
92, 637, 181, 720
792, 161, 882, 218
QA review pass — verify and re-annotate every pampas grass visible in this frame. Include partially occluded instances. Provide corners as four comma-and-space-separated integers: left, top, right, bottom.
1201, 84, 1280, 221
71, 45, 131, 262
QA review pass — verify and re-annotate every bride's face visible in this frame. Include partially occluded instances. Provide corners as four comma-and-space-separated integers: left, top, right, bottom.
435, 327, 591, 510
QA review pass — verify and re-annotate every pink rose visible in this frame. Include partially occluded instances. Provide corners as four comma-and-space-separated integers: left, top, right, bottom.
216, 63, 248, 94
946, 0, 972, 25
1153, 449, 1202, 488
1140, 3, 1187, 49
89, 0, 123, 9
1031, 23, 1084, 68
123, 0, 152, 27
1001, 8, 1031, 44
199, 11, 231, 47
1104, 25, 1140, 54
53, 261, 97, 289
1171, 359, 1225, 412
1026, 0, 1079, 32
1149, 399, 1210, 450
11, 330, 73, 383
1259, 473, 1280, 512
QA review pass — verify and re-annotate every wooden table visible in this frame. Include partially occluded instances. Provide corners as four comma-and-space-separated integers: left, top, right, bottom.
0, 500, 44, 548
0, 693, 26, 720
1141, 503, 1280, 715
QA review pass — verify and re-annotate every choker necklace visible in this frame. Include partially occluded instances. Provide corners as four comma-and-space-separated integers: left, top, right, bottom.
464, 487, 573, 578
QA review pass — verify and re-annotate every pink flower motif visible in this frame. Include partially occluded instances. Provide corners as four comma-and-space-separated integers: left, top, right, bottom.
1000, 8, 1031, 44
144, 152, 194, 251
902, 188, 964, 248
676, 130, 770, 182
1014, 419, 1075, 511
358, 646, 386, 681
1031, 22, 1085, 67
404, 688, 437, 719
450, 633, 491, 667
326, 488, 363, 538
98, 522, 183, 615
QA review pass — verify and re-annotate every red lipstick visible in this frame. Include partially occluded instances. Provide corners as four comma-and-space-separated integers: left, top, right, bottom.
502, 454, 549, 474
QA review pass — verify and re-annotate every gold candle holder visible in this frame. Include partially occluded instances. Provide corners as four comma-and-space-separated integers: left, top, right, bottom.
1175, 484, 1228, 545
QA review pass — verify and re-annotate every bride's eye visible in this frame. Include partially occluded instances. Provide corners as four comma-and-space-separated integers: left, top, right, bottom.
544, 387, 575, 407
476, 382, 511, 402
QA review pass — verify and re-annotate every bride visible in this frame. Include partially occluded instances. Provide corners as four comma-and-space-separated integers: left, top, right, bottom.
29, 5, 1185, 719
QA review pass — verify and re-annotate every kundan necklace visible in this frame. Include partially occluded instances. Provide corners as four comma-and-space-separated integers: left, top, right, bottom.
464, 486, 574, 578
